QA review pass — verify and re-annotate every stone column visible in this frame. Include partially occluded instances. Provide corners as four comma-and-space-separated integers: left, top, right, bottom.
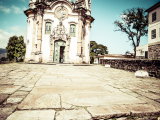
37, 12, 43, 52
77, 14, 83, 56
31, 18, 36, 60
82, 25, 86, 60
86, 21, 91, 64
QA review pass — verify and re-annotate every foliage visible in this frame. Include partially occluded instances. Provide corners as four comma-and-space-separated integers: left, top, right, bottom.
90, 41, 108, 64
6, 35, 26, 61
114, 7, 148, 57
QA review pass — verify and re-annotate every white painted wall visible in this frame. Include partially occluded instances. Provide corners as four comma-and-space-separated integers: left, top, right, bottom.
26, 15, 34, 60
148, 21, 160, 44
136, 44, 148, 57
148, 7, 160, 44
26, 1, 91, 63
42, 3, 80, 62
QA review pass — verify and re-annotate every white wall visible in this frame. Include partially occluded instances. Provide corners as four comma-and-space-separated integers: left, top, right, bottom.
136, 44, 148, 57
42, 3, 79, 61
26, 15, 34, 59
148, 7, 160, 44
26, 1, 91, 63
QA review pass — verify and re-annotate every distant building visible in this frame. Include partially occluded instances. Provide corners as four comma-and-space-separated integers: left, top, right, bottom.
94, 54, 134, 64
136, 44, 148, 59
145, 1, 160, 59
24, 0, 94, 64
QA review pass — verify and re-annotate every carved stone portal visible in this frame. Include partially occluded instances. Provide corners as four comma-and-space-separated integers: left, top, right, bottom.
49, 22, 71, 62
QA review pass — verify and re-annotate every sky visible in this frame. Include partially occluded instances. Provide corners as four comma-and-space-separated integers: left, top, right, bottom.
0, 0, 159, 54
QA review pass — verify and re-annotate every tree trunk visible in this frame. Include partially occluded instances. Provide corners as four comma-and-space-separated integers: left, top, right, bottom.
134, 47, 136, 58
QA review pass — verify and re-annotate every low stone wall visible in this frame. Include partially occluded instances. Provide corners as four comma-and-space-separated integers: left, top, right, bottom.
100, 59, 160, 78
136, 56, 145, 59
148, 43, 160, 59
0, 60, 16, 64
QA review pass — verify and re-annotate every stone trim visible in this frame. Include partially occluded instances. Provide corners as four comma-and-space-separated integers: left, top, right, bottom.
148, 41, 160, 46
68, 21, 78, 25
44, 19, 54, 23
68, 14, 78, 18
68, 21, 78, 37
44, 19, 54, 35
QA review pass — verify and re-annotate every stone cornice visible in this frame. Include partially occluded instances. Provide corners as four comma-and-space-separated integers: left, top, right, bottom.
148, 41, 160, 46
44, 19, 54, 23
68, 21, 78, 25
24, 9, 36, 17
50, 0, 73, 11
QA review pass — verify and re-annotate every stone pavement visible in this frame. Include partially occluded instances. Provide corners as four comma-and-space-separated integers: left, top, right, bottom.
0, 63, 160, 120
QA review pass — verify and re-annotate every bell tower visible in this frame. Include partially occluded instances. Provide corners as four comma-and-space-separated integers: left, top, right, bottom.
29, 0, 36, 9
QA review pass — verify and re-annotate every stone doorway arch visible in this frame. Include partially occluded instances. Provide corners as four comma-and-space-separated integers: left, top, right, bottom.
49, 22, 71, 63
54, 40, 66, 63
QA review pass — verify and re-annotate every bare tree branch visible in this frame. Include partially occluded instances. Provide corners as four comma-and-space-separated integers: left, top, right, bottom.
114, 7, 148, 57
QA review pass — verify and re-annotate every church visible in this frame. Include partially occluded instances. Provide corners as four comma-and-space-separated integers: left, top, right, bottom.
24, 0, 94, 64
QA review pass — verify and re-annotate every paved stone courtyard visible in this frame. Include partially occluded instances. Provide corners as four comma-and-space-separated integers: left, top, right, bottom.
0, 63, 160, 120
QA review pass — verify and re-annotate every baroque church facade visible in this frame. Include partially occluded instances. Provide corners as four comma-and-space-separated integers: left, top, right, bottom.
24, 0, 94, 64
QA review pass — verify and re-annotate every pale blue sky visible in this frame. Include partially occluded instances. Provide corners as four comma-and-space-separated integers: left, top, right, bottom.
0, 0, 159, 54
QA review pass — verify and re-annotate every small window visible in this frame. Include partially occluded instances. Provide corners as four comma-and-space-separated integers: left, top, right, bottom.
45, 22, 51, 34
70, 24, 76, 36
152, 12, 156, 22
152, 29, 156, 39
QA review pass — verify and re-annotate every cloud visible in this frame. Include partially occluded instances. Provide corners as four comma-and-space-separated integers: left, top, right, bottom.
0, 4, 26, 14
0, 26, 27, 48
11, 5, 22, 14
0, 29, 13, 48
9, 26, 21, 31
8, 26, 27, 42
0, 5, 11, 13
23, 6, 27, 11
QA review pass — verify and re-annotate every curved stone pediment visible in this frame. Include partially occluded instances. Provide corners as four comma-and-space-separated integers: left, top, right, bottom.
50, 22, 70, 45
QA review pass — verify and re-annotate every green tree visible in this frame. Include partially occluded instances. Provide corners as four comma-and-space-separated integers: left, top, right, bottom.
6, 35, 26, 61
114, 8, 148, 57
90, 41, 108, 64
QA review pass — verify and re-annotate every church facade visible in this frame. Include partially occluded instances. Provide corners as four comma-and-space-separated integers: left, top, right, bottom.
24, 0, 94, 64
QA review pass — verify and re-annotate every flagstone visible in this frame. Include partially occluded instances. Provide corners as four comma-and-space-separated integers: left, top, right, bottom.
7, 98, 23, 104
0, 85, 21, 94
56, 109, 91, 120
31, 86, 109, 94
0, 79, 14, 85
19, 87, 32, 92
10, 91, 28, 98
6, 110, 55, 120
120, 104, 160, 116
71, 78, 101, 82
38, 78, 71, 82
87, 105, 130, 119
0, 105, 17, 120
0, 94, 8, 104
35, 81, 52, 86
18, 93, 61, 109
61, 93, 145, 106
